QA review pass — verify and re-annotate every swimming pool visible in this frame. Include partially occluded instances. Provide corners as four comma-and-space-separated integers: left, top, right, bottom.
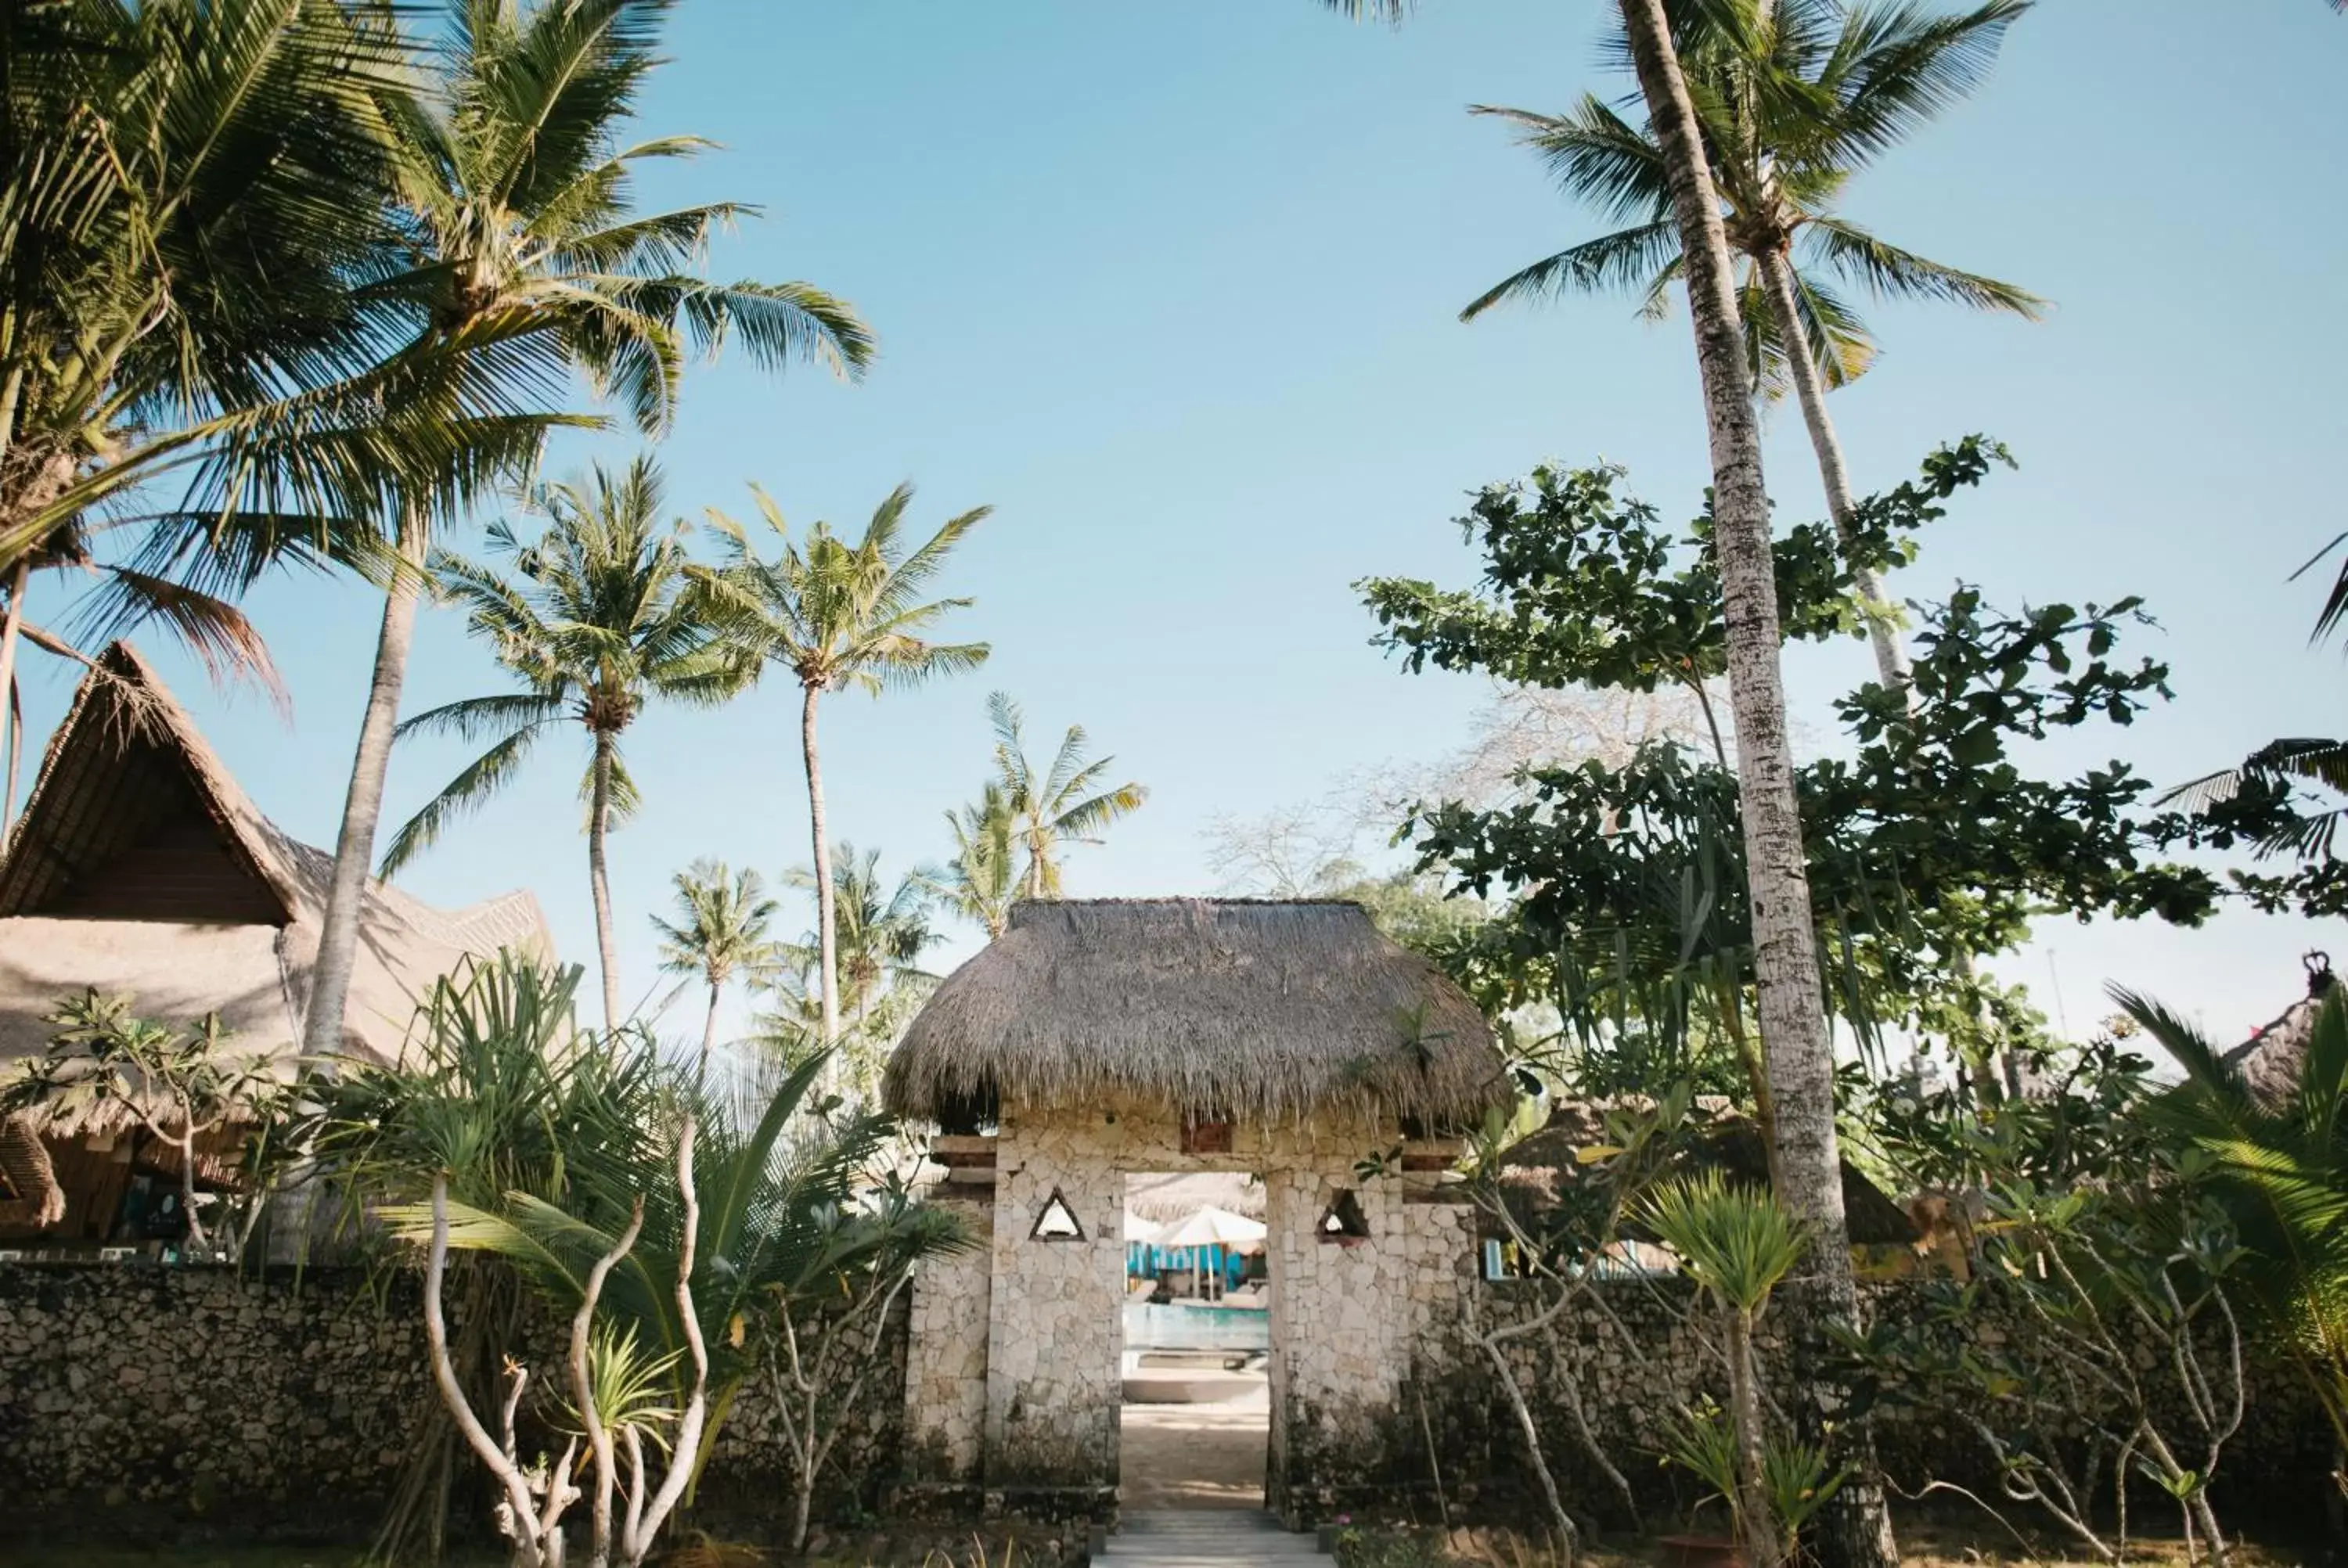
1122, 1300, 1271, 1352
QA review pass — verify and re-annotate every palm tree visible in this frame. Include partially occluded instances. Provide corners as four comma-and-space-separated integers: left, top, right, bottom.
0, 0, 553, 834
301, 0, 874, 1066
986, 691, 1150, 901
783, 843, 941, 1045
651, 859, 783, 1079
769, 844, 942, 1099
921, 782, 1022, 938
1612, 5, 1895, 1564
1463, 0, 2040, 689
695, 483, 989, 1052
384, 456, 747, 1026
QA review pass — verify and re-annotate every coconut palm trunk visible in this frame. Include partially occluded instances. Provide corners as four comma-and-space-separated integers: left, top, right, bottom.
0, 558, 28, 832
304, 521, 427, 1059
588, 728, 621, 1030
1615, 5, 1895, 1566
698, 981, 722, 1083
1753, 246, 1910, 690
798, 682, 841, 1053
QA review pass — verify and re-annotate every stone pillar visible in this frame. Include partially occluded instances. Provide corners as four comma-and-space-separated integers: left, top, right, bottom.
981, 1109, 1123, 1515
1264, 1165, 1403, 1524
901, 1194, 994, 1491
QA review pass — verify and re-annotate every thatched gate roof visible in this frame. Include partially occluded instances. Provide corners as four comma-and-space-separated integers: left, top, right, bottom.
881, 898, 1507, 1126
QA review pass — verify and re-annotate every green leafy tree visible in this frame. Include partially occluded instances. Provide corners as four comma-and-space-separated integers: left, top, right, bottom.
303, 0, 873, 1070
1365, 444, 2263, 1102
695, 484, 988, 1052
652, 859, 783, 1079
1463, 0, 2040, 689
386, 457, 747, 1026
986, 690, 1149, 900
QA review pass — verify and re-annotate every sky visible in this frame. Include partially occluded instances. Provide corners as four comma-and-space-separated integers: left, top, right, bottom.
13, 0, 2346, 1052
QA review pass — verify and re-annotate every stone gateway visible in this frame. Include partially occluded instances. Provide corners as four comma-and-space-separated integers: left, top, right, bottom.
878, 897, 1510, 1526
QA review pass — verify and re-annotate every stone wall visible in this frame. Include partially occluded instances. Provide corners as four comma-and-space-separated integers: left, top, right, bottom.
0, 1261, 911, 1545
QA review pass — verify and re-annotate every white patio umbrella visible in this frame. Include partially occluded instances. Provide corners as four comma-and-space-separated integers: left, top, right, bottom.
1158, 1204, 1268, 1300
1124, 1210, 1164, 1243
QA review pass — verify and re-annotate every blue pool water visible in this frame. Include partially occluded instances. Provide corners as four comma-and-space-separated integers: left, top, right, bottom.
1122, 1301, 1271, 1352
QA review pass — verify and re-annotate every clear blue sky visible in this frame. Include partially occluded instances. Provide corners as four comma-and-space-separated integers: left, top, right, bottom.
14, 0, 2344, 1048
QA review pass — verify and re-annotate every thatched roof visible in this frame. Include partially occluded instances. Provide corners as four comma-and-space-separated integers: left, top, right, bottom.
0, 644, 551, 1141
2221, 958, 2335, 1109
1498, 1102, 1918, 1248
881, 899, 1507, 1125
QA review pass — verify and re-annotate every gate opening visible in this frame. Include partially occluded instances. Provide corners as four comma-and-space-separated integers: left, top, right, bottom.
1117, 1171, 1270, 1510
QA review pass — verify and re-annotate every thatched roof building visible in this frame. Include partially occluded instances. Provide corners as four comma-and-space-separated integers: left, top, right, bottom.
882, 898, 1507, 1127
0, 644, 550, 1242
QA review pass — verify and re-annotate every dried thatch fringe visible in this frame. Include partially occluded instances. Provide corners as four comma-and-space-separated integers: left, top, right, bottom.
881, 898, 1507, 1127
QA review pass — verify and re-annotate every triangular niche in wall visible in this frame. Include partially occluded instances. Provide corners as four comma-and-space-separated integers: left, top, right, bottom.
1030, 1188, 1086, 1242
1317, 1188, 1370, 1242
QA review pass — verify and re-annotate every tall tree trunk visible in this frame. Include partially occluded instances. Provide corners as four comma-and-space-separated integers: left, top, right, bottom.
0, 559, 27, 836
1615, 7, 1898, 1568
304, 516, 426, 1061
1754, 246, 1910, 692
588, 728, 621, 1029
799, 682, 840, 1053
698, 980, 721, 1085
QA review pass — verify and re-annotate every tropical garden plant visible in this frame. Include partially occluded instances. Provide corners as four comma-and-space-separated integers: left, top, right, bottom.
384, 456, 748, 1027
316, 951, 967, 1564
693, 481, 989, 1052
303, 0, 873, 1068
2118, 985, 2348, 1477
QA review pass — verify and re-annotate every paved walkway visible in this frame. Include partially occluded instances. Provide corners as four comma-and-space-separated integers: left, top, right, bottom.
1118, 1383, 1269, 1511
1100, 1510, 1325, 1566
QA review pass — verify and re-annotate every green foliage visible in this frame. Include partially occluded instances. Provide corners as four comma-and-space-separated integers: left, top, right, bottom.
2119, 985, 2348, 1452
1363, 441, 2270, 1093
922, 781, 1022, 939
695, 481, 991, 702
319, 952, 968, 1489
1642, 1171, 1809, 1317
1663, 1401, 1850, 1542
1837, 1063, 2250, 1561
6, 990, 292, 1251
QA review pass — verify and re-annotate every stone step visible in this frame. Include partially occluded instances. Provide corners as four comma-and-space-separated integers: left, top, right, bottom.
1102, 1509, 1325, 1565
